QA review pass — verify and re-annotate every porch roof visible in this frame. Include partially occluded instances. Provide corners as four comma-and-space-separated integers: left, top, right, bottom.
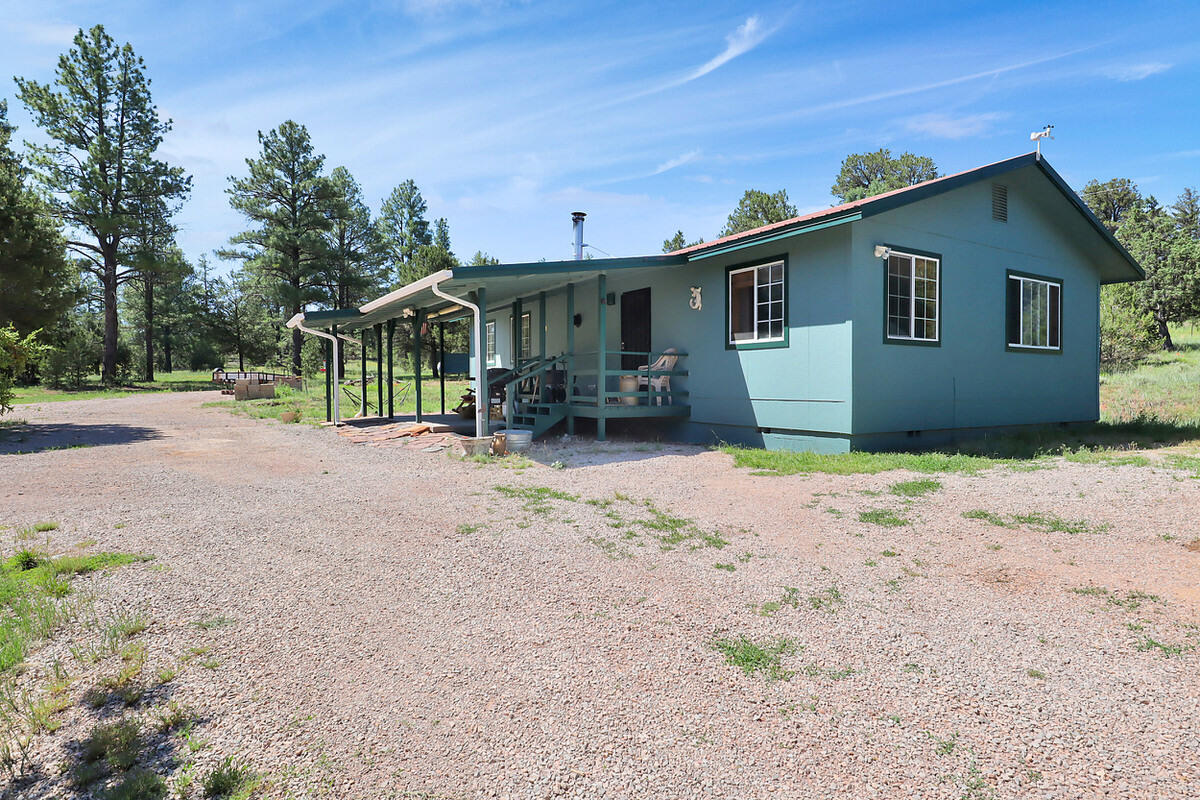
313, 253, 687, 332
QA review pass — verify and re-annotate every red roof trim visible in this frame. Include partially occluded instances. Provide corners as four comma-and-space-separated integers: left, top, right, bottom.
669, 152, 1038, 256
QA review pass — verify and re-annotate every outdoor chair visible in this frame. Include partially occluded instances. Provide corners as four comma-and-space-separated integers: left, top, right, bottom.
636, 348, 678, 405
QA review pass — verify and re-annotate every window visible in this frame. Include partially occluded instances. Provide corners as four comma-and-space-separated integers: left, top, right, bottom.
885, 250, 940, 343
485, 320, 496, 364
1007, 273, 1061, 350
519, 312, 532, 358
728, 259, 785, 346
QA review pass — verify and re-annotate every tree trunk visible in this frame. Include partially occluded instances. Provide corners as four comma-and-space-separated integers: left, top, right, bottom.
163, 325, 173, 372
291, 311, 303, 376
143, 277, 155, 382
102, 254, 119, 384
1157, 316, 1175, 350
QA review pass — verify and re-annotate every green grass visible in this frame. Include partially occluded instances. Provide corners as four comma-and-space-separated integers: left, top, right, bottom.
889, 478, 942, 497
492, 484, 579, 513
12, 369, 219, 405
962, 509, 1015, 528
858, 509, 910, 527
720, 446, 999, 477
203, 374, 470, 425
201, 756, 261, 799
719, 328, 1200, 476
0, 551, 149, 673
710, 635, 797, 681
808, 586, 843, 613
1135, 636, 1194, 657
1070, 585, 1164, 611
965, 509, 1107, 534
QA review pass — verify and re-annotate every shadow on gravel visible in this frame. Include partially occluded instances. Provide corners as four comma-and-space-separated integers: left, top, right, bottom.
0, 422, 162, 455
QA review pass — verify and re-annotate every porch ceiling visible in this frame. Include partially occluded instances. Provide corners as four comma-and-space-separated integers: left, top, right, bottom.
336, 254, 687, 331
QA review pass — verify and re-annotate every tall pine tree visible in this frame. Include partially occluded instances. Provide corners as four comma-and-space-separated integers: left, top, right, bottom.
16, 24, 191, 382
378, 179, 431, 285
0, 100, 75, 335
220, 121, 335, 375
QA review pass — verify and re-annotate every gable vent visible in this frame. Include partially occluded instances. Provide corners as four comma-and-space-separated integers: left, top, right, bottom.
991, 183, 1008, 222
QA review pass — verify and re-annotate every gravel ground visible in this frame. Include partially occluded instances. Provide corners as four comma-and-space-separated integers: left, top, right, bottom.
2, 391, 1199, 799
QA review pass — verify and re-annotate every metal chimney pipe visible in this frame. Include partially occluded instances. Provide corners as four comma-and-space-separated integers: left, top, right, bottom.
571, 211, 586, 260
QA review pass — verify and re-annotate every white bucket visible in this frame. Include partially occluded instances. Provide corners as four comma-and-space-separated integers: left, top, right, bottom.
503, 429, 533, 453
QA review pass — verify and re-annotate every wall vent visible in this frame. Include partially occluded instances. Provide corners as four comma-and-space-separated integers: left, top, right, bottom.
991, 184, 1008, 222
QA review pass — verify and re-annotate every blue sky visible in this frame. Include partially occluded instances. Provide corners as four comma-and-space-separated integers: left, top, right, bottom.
3, 0, 1198, 274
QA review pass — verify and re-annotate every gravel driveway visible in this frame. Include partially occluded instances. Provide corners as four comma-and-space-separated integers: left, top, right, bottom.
3, 392, 1199, 799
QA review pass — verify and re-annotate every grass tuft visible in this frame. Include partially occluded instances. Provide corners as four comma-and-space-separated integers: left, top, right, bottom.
710, 635, 797, 681
201, 756, 261, 799
858, 509, 910, 527
889, 478, 942, 497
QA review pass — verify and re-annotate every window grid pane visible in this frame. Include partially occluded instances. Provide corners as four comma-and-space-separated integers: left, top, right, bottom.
729, 262, 785, 344
1014, 276, 1060, 349
887, 253, 938, 341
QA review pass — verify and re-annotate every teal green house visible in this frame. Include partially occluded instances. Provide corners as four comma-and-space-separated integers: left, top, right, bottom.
287, 152, 1143, 453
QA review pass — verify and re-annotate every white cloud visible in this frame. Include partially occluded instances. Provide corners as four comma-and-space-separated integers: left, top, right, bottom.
904, 112, 1008, 140
685, 15, 772, 82
651, 149, 702, 175
1103, 62, 1171, 81
4, 20, 78, 46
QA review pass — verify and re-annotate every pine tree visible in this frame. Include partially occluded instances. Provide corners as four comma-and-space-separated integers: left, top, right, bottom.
324, 166, 383, 309
720, 190, 797, 237
16, 25, 191, 383
219, 120, 336, 375
378, 179, 431, 285
0, 100, 76, 335
1117, 199, 1200, 350
831, 149, 938, 203
1081, 178, 1142, 232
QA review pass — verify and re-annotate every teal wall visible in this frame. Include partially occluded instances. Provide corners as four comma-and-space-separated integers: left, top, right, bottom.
849, 163, 1101, 440
465, 162, 1109, 451
595, 227, 855, 452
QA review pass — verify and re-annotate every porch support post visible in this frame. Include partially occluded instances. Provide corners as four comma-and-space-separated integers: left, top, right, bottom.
439, 321, 446, 415
331, 323, 340, 423
538, 291, 546, 359
566, 283, 575, 435
475, 288, 488, 437
412, 311, 423, 423
324, 330, 332, 423
596, 274, 607, 442
360, 328, 367, 417
513, 297, 523, 362
508, 296, 521, 430
386, 319, 395, 419
374, 323, 383, 417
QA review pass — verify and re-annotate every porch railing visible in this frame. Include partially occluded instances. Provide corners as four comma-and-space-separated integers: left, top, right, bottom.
569, 350, 689, 408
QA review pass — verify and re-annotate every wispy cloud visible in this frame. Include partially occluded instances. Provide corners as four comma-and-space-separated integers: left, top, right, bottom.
684, 15, 772, 83
758, 45, 1094, 127
904, 112, 1008, 140
3, 20, 78, 46
1102, 62, 1171, 81
651, 149, 702, 175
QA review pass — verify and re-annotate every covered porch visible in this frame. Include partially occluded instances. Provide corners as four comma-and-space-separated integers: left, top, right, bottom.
286, 256, 691, 441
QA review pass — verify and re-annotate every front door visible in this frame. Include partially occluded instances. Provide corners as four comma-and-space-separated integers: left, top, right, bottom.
620, 288, 651, 370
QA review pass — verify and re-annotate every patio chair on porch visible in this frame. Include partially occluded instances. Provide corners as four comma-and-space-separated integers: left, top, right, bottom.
636, 348, 678, 405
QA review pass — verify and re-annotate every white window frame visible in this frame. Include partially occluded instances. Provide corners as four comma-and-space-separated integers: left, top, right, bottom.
485, 320, 496, 365
520, 311, 532, 358
1008, 274, 1061, 351
885, 250, 941, 343
727, 260, 786, 346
